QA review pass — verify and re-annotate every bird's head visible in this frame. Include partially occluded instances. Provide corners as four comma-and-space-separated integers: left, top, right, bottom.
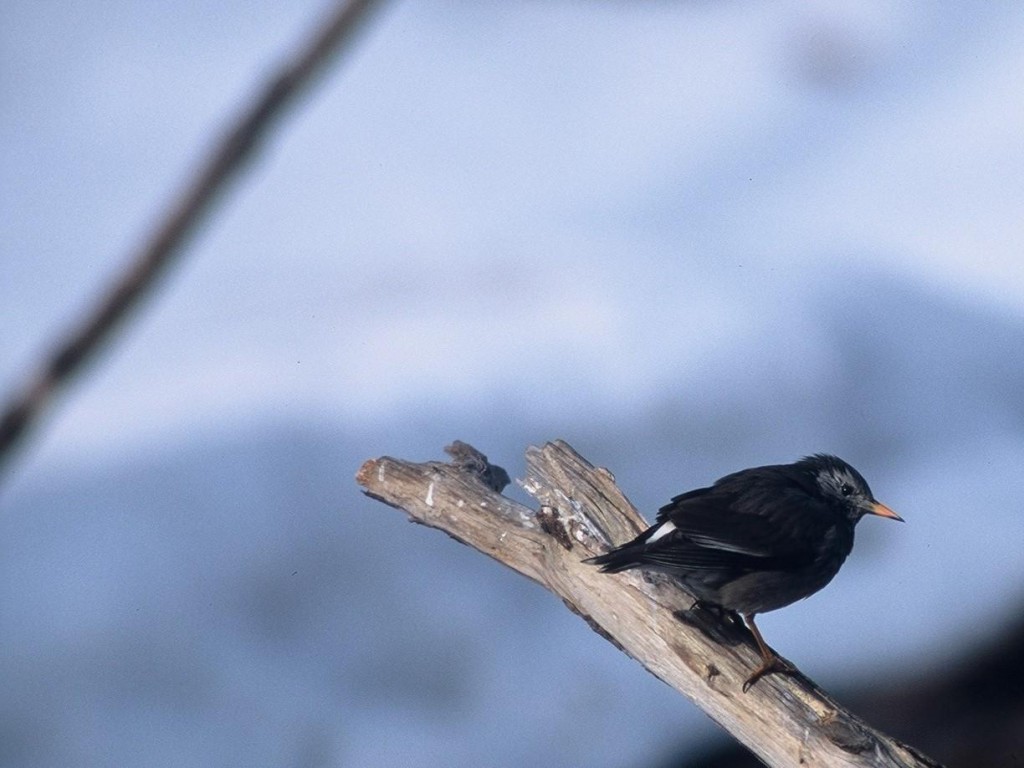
804, 454, 903, 523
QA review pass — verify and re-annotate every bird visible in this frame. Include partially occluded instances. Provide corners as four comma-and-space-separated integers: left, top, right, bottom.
585, 454, 903, 691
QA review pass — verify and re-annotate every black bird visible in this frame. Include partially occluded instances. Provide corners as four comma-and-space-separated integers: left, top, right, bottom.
585, 454, 903, 691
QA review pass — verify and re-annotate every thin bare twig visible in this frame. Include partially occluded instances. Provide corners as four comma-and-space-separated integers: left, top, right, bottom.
0, 0, 385, 478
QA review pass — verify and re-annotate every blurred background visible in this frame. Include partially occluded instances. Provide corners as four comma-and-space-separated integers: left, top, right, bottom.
2, 1, 1024, 766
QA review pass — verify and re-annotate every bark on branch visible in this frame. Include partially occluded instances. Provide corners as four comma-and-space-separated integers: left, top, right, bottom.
356, 440, 943, 768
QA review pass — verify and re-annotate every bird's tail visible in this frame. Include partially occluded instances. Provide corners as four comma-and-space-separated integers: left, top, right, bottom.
583, 544, 644, 573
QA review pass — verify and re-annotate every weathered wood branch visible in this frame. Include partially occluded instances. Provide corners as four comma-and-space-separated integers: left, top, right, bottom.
356, 440, 943, 768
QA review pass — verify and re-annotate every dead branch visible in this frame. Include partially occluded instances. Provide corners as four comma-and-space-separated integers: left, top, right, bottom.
0, 0, 384, 478
356, 440, 943, 768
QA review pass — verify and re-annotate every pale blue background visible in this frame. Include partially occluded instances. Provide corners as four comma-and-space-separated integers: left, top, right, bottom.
3, 2, 1024, 766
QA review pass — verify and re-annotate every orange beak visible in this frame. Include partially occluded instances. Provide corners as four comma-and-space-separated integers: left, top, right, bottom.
869, 500, 904, 522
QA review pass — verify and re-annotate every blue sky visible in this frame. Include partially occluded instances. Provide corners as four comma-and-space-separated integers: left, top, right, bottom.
3, 2, 1024, 463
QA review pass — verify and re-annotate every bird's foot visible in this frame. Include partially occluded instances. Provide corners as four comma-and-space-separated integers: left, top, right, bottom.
674, 602, 744, 646
742, 655, 799, 693
692, 600, 745, 628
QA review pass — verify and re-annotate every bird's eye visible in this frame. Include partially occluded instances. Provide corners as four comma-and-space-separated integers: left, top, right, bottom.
840, 483, 854, 497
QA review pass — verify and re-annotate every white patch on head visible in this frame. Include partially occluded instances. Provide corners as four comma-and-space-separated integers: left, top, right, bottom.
647, 520, 677, 543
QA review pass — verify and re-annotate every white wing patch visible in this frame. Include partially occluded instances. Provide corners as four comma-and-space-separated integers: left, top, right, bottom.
646, 520, 677, 543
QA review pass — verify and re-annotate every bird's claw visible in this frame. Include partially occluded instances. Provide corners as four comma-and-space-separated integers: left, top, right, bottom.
742, 656, 799, 693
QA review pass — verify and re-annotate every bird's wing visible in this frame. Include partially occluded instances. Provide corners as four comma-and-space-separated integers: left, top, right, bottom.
645, 479, 833, 572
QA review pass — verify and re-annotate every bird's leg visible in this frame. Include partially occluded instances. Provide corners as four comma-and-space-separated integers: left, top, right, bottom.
740, 614, 797, 692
